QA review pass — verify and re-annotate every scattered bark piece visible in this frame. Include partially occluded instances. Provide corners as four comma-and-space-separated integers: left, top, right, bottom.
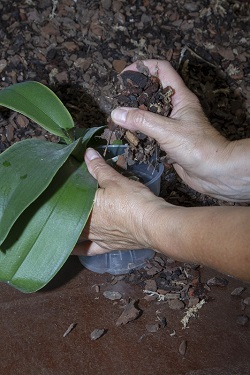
243, 297, 250, 306
146, 266, 161, 276
143, 294, 157, 302
103, 291, 122, 300
179, 340, 187, 356
90, 328, 106, 341
146, 324, 160, 333
16, 114, 29, 128
63, 323, 77, 337
168, 299, 185, 310
116, 300, 141, 326
231, 287, 245, 296
188, 297, 200, 308
236, 315, 249, 326
112, 59, 127, 73
207, 277, 229, 287
144, 279, 157, 292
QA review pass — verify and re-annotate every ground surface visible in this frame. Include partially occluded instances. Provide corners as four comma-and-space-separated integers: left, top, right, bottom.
0, 1, 250, 374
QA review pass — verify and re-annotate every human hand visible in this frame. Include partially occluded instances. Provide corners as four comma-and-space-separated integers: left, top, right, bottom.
73, 148, 171, 256
111, 60, 232, 200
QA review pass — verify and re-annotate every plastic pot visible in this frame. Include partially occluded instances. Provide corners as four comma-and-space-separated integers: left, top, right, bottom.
79, 145, 164, 275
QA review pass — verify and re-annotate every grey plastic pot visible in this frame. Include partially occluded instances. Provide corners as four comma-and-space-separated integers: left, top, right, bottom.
79, 145, 164, 275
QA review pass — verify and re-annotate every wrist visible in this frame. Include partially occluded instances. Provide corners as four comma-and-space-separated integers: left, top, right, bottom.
215, 140, 250, 202
142, 201, 186, 259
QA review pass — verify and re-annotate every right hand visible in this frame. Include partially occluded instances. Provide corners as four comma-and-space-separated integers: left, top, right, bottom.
111, 60, 231, 199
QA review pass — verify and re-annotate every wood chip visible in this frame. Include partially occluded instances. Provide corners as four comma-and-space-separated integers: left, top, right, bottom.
207, 277, 228, 287
144, 279, 157, 292
63, 323, 77, 337
116, 300, 141, 326
146, 324, 160, 333
231, 287, 245, 296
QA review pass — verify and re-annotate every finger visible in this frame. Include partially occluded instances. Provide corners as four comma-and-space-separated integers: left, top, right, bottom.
111, 107, 178, 145
85, 148, 128, 188
72, 240, 109, 256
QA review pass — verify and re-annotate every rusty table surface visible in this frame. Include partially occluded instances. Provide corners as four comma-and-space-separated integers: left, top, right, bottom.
0, 256, 249, 375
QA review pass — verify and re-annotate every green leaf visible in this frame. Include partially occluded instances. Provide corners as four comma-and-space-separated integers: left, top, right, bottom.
0, 157, 97, 293
72, 126, 105, 162
0, 81, 74, 141
0, 138, 81, 245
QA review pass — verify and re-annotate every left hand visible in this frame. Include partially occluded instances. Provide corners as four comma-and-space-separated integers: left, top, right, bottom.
72, 148, 170, 256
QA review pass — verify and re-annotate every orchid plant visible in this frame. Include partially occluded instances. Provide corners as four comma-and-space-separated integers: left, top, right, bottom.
0, 81, 103, 293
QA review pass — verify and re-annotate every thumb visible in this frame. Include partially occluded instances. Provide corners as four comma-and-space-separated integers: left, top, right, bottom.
84, 148, 126, 188
111, 107, 177, 144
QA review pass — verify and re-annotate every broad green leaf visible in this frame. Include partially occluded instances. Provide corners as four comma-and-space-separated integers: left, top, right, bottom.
0, 157, 97, 293
0, 81, 74, 141
0, 138, 81, 245
72, 126, 105, 162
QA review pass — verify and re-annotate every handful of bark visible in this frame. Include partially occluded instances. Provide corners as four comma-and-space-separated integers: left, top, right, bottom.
104, 61, 174, 166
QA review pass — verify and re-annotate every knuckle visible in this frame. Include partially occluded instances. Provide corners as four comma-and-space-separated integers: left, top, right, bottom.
129, 109, 148, 130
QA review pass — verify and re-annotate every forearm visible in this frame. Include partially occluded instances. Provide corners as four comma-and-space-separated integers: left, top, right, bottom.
147, 205, 250, 281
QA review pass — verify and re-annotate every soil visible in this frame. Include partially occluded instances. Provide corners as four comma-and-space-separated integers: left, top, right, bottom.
0, 0, 249, 206
0, 0, 249, 357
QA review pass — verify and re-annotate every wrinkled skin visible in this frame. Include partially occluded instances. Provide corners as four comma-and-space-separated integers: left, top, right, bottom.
73, 60, 249, 258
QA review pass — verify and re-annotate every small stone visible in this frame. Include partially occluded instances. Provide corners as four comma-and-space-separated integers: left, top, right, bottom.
168, 299, 185, 310
231, 287, 245, 296
236, 315, 249, 326
243, 297, 250, 306
90, 328, 105, 340
179, 340, 187, 356
103, 291, 122, 300
146, 324, 160, 333
207, 277, 228, 287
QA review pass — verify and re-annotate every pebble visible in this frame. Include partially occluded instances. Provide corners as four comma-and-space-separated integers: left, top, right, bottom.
146, 324, 160, 333
103, 291, 122, 300
243, 297, 250, 306
90, 328, 106, 340
179, 340, 187, 356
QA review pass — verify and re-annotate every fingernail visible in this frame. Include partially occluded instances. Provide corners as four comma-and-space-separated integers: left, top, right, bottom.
85, 148, 101, 161
111, 107, 131, 124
